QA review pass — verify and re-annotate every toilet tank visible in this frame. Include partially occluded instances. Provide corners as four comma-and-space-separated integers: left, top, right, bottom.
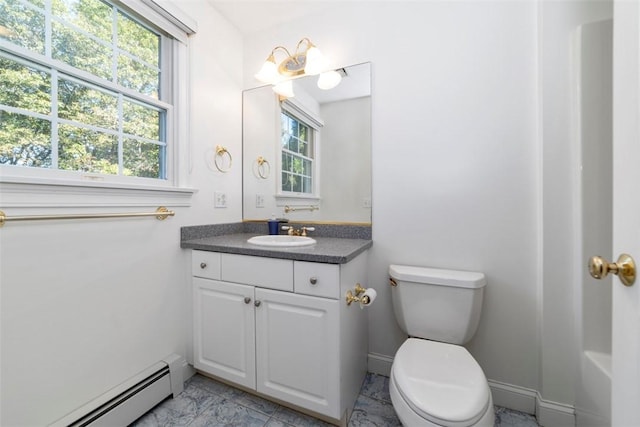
389, 264, 486, 345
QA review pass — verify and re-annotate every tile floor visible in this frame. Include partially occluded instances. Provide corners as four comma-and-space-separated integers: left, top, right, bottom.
132, 373, 539, 427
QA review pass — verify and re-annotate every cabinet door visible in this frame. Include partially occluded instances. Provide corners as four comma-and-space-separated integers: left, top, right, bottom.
255, 288, 340, 418
193, 278, 256, 389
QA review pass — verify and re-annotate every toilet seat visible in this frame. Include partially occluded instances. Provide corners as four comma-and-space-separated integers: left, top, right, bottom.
391, 338, 491, 427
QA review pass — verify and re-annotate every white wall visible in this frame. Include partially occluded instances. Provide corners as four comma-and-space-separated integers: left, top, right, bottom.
241, 0, 541, 394
183, 1, 243, 226
0, 207, 190, 426
0, 2, 243, 425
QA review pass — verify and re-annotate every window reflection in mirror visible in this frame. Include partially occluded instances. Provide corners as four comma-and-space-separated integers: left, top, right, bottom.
243, 62, 371, 224
281, 109, 316, 195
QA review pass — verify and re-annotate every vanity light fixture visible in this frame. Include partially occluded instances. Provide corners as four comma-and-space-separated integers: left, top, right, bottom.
317, 69, 343, 90
273, 80, 295, 98
255, 37, 342, 97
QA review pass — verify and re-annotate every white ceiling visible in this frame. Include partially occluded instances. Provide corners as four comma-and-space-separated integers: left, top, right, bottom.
206, 1, 332, 35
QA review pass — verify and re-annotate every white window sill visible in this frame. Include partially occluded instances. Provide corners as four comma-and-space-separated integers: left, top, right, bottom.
0, 175, 196, 208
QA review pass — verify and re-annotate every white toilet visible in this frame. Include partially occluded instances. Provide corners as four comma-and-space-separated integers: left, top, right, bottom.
388, 264, 494, 427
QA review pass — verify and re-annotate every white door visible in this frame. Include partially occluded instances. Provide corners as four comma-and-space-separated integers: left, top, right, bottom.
611, 2, 640, 425
193, 278, 256, 389
254, 288, 340, 418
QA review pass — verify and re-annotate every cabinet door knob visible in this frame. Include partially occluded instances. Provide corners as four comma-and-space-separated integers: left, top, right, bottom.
310, 277, 318, 285
254, 300, 261, 307
200, 262, 207, 269
244, 297, 252, 304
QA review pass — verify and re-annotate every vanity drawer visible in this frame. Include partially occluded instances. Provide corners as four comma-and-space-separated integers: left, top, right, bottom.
294, 261, 340, 299
221, 254, 293, 292
192, 251, 221, 279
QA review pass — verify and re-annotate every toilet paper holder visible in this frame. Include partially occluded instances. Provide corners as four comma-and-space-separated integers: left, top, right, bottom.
345, 283, 375, 306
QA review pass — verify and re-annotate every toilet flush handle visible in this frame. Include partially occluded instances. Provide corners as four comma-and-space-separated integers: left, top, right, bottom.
389, 277, 397, 287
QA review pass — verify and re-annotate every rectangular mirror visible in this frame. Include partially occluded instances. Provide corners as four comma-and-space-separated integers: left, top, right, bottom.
243, 62, 371, 224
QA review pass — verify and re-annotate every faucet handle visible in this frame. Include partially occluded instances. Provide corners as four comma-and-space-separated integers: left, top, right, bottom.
301, 227, 315, 236
281, 225, 294, 235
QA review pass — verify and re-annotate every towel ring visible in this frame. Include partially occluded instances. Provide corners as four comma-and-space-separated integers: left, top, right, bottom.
214, 145, 232, 173
255, 156, 270, 179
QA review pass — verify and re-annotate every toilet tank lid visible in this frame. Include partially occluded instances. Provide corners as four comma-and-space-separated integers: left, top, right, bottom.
389, 265, 486, 289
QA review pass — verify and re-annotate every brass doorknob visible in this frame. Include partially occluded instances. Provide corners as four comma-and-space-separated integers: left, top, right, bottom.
588, 254, 636, 287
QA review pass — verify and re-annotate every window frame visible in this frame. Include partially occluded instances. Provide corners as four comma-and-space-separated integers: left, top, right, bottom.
0, 0, 195, 207
276, 99, 322, 205
279, 109, 315, 195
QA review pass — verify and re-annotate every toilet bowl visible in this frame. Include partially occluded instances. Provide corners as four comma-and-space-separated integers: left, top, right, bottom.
389, 339, 494, 427
388, 265, 494, 427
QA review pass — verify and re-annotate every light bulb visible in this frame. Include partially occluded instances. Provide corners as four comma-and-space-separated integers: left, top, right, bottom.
255, 55, 278, 83
304, 46, 328, 75
273, 80, 295, 98
317, 70, 342, 90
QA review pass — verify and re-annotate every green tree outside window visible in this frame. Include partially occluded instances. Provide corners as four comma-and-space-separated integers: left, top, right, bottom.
0, 0, 166, 179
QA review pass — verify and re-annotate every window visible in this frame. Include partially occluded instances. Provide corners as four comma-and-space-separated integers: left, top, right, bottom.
0, 0, 186, 185
280, 110, 315, 195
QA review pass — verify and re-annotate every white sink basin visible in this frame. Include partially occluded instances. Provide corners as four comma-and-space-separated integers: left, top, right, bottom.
247, 235, 316, 247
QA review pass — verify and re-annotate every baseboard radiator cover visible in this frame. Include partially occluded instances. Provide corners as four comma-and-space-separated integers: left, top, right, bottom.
50, 354, 184, 427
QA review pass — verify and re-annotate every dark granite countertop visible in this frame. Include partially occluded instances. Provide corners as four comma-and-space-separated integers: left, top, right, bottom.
181, 233, 372, 264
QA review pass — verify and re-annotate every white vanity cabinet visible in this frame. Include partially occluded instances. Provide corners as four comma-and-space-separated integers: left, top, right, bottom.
254, 288, 339, 415
192, 250, 368, 423
193, 277, 256, 389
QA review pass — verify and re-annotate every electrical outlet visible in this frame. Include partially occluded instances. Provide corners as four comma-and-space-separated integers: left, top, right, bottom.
256, 194, 265, 208
214, 192, 227, 208
363, 197, 372, 208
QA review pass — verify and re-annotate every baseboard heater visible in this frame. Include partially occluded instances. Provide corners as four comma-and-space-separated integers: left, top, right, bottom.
50, 354, 184, 427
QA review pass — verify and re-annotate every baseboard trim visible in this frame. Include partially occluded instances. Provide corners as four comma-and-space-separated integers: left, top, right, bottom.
367, 353, 393, 377
367, 352, 576, 426
488, 380, 537, 414
536, 395, 576, 427
182, 360, 196, 383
